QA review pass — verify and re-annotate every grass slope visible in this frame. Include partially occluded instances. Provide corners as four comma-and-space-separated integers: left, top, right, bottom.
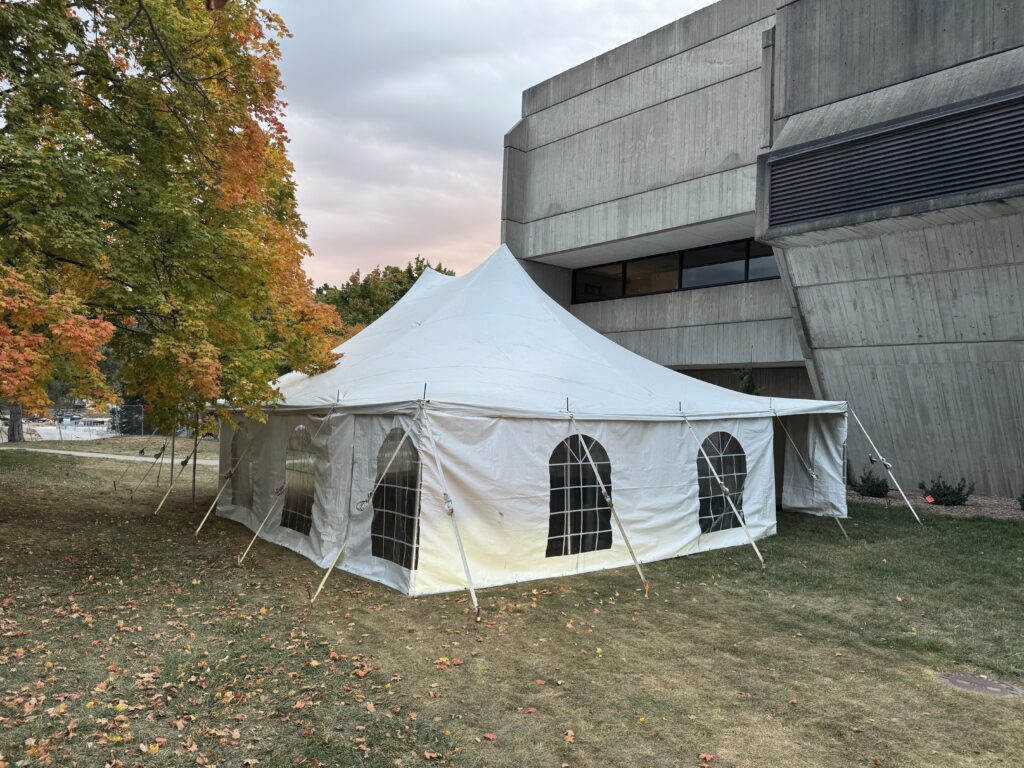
0, 449, 1021, 767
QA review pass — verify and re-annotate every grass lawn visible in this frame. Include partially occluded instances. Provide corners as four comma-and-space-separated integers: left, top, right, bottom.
20, 435, 221, 461
0, 447, 1021, 767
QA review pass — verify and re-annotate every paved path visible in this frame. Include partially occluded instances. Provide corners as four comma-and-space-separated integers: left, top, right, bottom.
0, 446, 219, 466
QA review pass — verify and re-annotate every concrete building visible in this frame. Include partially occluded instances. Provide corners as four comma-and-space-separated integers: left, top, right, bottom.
502, 0, 1024, 495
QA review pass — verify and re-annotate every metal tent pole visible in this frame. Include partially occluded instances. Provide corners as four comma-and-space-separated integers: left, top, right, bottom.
679, 409, 765, 567
568, 414, 648, 591
848, 406, 922, 526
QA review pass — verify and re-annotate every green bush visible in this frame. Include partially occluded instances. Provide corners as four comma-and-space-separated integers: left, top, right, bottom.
852, 469, 890, 497
918, 475, 975, 506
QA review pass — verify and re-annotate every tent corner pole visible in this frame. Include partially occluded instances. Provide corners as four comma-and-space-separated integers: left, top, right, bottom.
848, 406, 923, 526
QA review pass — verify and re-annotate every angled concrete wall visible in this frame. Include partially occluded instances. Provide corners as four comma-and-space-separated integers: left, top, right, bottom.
761, 0, 1024, 494
781, 208, 1024, 494
502, 0, 775, 263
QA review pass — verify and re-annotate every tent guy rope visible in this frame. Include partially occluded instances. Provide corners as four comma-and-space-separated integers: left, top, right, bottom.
195, 435, 251, 537
679, 405, 765, 566
568, 413, 648, 593
311, 409, 418, 604
849, 406, 923, 525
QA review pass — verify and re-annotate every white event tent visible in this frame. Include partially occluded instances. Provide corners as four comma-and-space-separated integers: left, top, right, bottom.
217, 245, 848, 603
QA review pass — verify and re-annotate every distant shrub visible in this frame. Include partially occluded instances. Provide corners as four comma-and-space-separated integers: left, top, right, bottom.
1018, 491, 1024, 511
852, 470, 890, 498
918, 475, 975, 506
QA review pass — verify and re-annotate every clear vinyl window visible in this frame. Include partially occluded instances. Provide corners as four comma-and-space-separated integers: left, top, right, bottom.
547, 434, 613, 557
371, 428, 421, 570
281, 425, 315, 535
697, 431, 747, 533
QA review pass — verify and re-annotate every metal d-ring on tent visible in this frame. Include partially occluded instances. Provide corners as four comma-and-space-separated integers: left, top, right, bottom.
568, 412, 648, 592
848, 406, 923, 525
772, 412, 849, 540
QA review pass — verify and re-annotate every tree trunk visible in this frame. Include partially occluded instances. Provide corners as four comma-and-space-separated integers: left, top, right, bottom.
8, 403, 24, 442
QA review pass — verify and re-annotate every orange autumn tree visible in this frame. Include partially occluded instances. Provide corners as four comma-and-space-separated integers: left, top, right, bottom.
0, 1, 344, 434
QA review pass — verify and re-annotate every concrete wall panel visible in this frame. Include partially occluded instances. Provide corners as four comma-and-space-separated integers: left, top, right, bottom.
521, 165, 756, 260
821, 342, 1024, 496
523, 71, 763, 223
527, 19, 772, 149
522, 0, 775, 116
775, 0, 1024, 119
600, 318, 803, 369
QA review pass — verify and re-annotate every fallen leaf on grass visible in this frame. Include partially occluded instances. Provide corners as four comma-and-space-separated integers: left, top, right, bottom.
698, 753, 715, 763
482, 732, 498, 741
563, 729, 575, 743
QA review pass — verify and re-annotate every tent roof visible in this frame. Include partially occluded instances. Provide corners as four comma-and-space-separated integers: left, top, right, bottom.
275, 245, 845, 419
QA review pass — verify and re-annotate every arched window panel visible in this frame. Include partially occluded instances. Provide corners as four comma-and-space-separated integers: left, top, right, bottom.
547, 434, 613, 558
281, 425, 315, 535
230, 429, 253, 508
371, 428, 421, 570
697, 431, 747, 533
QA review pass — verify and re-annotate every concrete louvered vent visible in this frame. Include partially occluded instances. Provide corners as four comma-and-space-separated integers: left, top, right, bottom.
768, 93, 1024, 228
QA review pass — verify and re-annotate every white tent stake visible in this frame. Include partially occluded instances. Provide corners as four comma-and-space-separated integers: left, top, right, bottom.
152, 444, 198, 515
195, 436, 253, 536
421, 408, 480, 614
679, 411, 765, 567
848, 407, 922, 526
238, 487, 285, 565
773, 414, 848, 541
569, 415, 648, 592
311, 421, 416, 604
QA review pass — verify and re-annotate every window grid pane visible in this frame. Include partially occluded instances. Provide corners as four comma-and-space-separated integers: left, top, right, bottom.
547, 435, 614, 558
697, 432, 747, 533
371, 428, 421, 570
282, 425, 315, 535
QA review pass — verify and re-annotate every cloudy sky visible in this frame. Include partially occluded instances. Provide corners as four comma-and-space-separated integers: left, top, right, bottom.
265, 1, 713, 286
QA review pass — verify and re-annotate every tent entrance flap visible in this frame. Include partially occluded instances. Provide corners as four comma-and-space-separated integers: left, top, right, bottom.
779, 413, 848, 519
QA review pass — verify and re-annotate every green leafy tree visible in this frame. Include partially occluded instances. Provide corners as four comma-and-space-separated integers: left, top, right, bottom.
316, 256, 454, 326
0, 0, 344, 434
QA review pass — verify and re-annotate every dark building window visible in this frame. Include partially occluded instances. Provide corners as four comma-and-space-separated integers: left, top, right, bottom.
371, 428, 421, 570
547, 434, 613, 557
282, 425, 315, 535
682, 242, 747, 289
697, 432, 747, 533
571, 239, 778, 303
573, 262, 623, 302
747, 241, 780, 281
626, 253, 680, 295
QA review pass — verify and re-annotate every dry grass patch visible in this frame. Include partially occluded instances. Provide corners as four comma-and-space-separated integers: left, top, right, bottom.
0, 444, 1021, 767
